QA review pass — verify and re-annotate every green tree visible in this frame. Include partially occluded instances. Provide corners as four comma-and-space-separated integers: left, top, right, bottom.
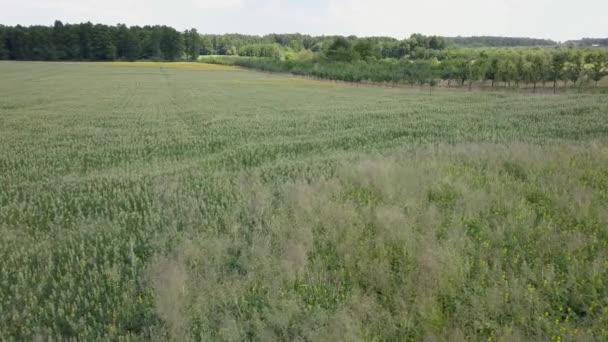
26, 26, 55, 60
325, 37, 357, 62
353, 39, 379, 61
140, 28, 162, 60
514, 54, 526, 88
465, 59, 483, 91
51, 20, 67, 60
288, 39, 303, 52
5, 26, 25, 59
528, 52, 549, 92
159, 26, 183, 61
227, 46, 238, 55
52, 21, 81, 60
411, 60, 437, 89
199, 36, 214, 55
521, 59, 534, 88
564, 51, 584, 90
550, 50, 568, 93
0, 26, 8, 59
497, 57, 518, 87
452, 57, 479, 90
259, 44, 281, 59
585, 51, 607, 87
184, 28, 201, 61
90, 24, 116, 60
483, 56, 499, 87
381, 40, 409, 59
115, 24, 140, 61
239, 44, 260, 57
440, 59, 460, 87
428, 36, 446, 50
77, 22, 94, 59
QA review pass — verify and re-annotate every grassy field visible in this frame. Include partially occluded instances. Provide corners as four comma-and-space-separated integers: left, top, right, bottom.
1, 61, 607, 340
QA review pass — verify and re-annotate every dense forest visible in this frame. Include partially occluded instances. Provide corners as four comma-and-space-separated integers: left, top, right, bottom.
1, 21, 607, 92
0, 22, 184, 61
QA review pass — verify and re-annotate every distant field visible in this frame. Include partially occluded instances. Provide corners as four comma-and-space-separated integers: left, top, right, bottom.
1, 61, 607, 340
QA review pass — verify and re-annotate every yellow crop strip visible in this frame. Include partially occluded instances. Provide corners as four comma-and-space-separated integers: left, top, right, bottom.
105, 61, 242, 71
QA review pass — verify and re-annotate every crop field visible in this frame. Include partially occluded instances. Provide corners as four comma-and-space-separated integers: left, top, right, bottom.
1, 61, 608, 340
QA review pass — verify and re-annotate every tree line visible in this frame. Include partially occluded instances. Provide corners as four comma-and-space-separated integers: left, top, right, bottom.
0, 21, 450, 61
439, 48, 608, 91
565, 38, 608, 47
0, 21, 184, 61
203, 48, 608, 92
199, 33, 447, 59
444, 36, 557, 48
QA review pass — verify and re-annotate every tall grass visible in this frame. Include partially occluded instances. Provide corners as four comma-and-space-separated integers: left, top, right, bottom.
148, 143, 608, 341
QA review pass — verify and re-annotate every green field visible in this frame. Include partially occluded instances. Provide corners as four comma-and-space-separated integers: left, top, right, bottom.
1, 61, 608, 340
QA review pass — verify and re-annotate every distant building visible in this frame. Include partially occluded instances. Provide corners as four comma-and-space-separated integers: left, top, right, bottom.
592, 44, 600, 47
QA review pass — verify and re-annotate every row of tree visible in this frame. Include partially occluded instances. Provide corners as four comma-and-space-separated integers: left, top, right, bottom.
439, 49, 607, 91
203, 48, 608, 92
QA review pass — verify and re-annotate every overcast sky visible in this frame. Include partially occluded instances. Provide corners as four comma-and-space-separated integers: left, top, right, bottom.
1, 0, 606, 41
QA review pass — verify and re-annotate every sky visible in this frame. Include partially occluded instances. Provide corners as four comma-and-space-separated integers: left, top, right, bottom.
0, 0, 606, 42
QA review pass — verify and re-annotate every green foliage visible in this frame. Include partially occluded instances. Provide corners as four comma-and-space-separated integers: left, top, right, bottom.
324, 37, 357, 62
90, 24, 116, 61
585, 51, 608, 86
159, 26, 184, 61
115, 24, 140, 61
353, 39, 381, 61
238, 43, 282, 59
184, 28, 201, 61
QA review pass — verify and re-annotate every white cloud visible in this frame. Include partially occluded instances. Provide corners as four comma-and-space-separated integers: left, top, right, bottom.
0, 0, 606, 41
325, 0, 511, 38
191, 0, 243, 10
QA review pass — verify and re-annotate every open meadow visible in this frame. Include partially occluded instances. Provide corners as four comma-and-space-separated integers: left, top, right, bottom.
1, 61, 608, 340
